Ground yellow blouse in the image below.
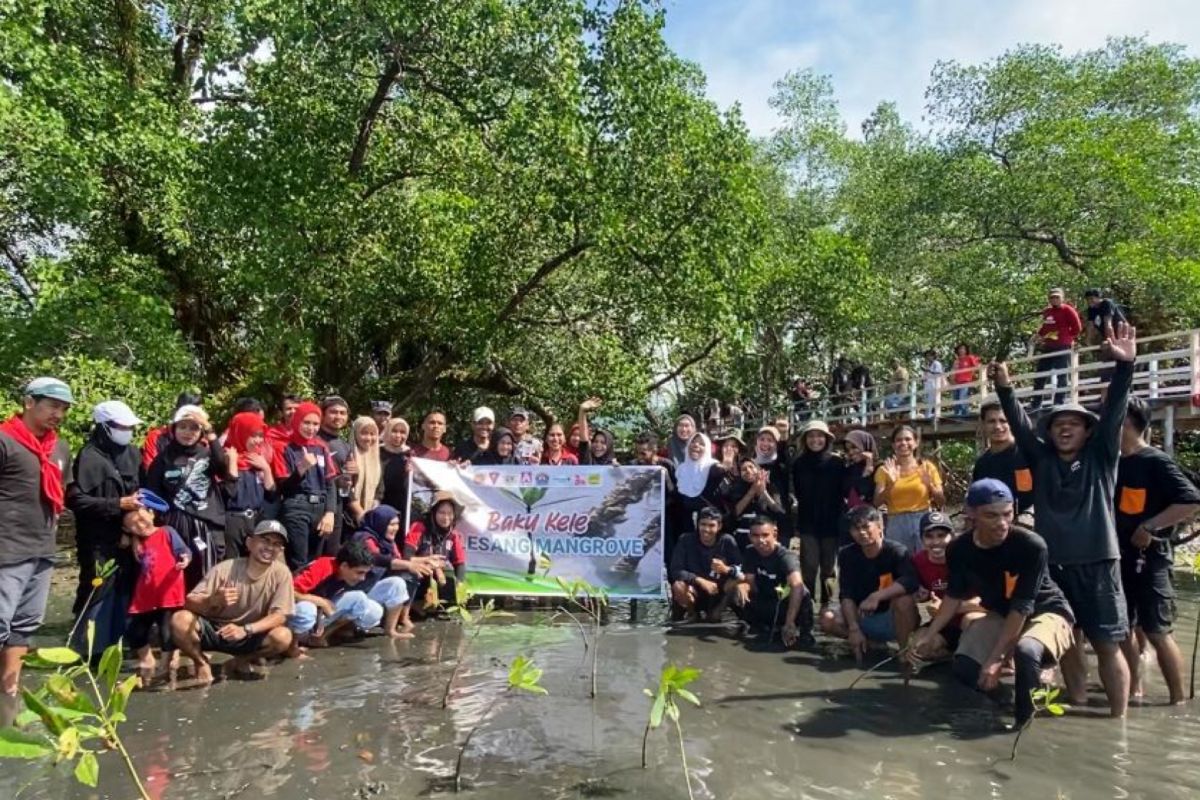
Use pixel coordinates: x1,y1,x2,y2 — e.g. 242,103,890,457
874,462,942,514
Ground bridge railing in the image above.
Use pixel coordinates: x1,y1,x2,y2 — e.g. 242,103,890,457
796,328,1200,431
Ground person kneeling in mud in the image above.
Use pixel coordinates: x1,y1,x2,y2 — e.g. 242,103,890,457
820,506,919,662
727,517,813,646
911,480,1074,727
669,507,742,622
170,520,295,684
909,511,986,664
288,541,411,653
404,491,467,613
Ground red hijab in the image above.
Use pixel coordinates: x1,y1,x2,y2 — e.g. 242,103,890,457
272,402,333,478
0,415,65,515
225,412,265,471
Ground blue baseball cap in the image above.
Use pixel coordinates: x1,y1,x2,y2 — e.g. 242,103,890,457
966,478,1014,507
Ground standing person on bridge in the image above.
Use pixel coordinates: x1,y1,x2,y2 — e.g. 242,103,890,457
950,344,981,417
991,320,1137,718
1030,288,1083,410
1084,288,1128,389
1115,398,1200,704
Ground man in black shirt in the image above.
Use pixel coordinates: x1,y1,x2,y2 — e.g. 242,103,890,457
452,406,494,463
1084,289,1127,345
913,479,1074,726
318,395,354,556
727,518,812,645
670,508,741,622
972,398,1034,518
819,506,919,662
1116,399,1200,704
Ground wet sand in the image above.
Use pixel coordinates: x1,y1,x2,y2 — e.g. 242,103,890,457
7,588,1200,799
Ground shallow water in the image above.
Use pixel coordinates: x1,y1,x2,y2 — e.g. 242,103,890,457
7,593,1200,800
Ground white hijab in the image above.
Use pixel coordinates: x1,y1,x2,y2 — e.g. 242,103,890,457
676,433,717,498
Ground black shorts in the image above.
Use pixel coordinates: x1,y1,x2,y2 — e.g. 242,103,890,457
1120,554,1176,635
1050,560,1128,643
196,616,270,656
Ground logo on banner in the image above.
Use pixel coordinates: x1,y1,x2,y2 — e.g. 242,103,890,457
587,473,602,486
472,472,487,485
535,472,550,486
520,472,533,485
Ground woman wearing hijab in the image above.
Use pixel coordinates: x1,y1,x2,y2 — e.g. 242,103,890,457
379,417,411,512
674,433,727,538
580,429,618,466
791,420,845,607
66,401,143,615
347,416,382,527
144,405,230,589
476,427,518,466
404,491,468,611
222,411,276,558
841,430,877,513
666,414,697,467
721,457,787,549
273,401,338,570
339,505,418,638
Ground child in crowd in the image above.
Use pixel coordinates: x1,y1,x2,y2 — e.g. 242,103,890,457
405,492,468,612
122,507,192,681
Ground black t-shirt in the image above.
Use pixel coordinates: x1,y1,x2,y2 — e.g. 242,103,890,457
1086,299,1126,333
741,544,800,600
452,437,489,464
1116,447,1200,556
0,432,73,565
972,445,1034,514
669,532,741,583
946,525,1073,623
836,540,918,610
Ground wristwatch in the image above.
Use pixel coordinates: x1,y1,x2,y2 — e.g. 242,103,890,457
242,624,253,637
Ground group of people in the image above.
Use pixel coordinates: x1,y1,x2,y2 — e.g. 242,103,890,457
0,317,1195,730
802,286,1129,421
668,321,1199,726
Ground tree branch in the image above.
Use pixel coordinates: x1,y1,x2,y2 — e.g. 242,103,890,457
645,335,721,394
349,58,402,176
360,168,429,200
495,239,596,324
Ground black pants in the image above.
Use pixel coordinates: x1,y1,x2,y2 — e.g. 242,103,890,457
953,638,1046,725
281,495,327,570
126,610,173,652
798,534,838,607
73,531,123,617
1032,351,1071,407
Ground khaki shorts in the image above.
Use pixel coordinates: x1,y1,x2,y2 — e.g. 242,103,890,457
956,611,1073,665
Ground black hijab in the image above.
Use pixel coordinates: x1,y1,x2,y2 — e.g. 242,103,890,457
477,427,517,465
582,429,616,465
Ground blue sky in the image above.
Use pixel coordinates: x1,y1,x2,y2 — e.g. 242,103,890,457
660,0,1200,136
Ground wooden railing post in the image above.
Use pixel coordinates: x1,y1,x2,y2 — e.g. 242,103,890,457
1149,359,1160,400
1190,329,1199,408
1068,350,1080,404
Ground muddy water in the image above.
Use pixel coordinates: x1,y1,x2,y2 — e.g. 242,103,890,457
7,593,1200,800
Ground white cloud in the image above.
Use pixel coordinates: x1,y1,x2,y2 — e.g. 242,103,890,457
664,0,1200,137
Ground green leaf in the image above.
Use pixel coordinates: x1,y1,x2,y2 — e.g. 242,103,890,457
675,688,701,707
73,750,99,787
110,675,140,717
86,620,95,660
1046,704,1065,716
21,690,68,736
649,691,667,728
97,644,123,696
56,727,80,760
0,727,54,758
665,700,679,721
32,648,80,666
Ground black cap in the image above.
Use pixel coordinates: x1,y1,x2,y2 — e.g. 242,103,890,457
1084,288,1102,298
320,395,349,412
371,400,393,414
920,510,953,533
509,407,530,420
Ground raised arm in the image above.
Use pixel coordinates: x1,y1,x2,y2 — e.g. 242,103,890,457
1095,321,1136,463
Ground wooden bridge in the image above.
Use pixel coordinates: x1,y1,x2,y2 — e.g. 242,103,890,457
792,329,1200,454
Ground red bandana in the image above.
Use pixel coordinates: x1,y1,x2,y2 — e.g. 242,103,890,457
0,414,65,515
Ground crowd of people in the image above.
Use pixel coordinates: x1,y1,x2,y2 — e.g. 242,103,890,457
790,286,1130,422
0,319,1197,731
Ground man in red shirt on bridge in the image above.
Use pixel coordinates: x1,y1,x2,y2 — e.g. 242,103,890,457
1031,288,1082,410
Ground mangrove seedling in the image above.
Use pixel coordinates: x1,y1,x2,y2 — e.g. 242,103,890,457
554,576,610,698
1010,686,1067,761
65,558,117,649
769,584,790,643
0,621,148,799
641,664,701,800
454,655,547,792
442,587,514,708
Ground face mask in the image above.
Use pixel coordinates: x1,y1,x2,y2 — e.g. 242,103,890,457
105,425,133,447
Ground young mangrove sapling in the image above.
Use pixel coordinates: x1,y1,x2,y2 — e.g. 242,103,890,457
453,655,547,792
641,664,702,800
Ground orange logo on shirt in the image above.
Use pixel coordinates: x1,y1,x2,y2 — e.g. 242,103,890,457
878,574,893,591
1118,486,1147,515
1014,468,1033,493
1004,571,1018,600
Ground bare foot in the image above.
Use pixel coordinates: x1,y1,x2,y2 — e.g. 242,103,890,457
193,662,214,686
388,629,415,640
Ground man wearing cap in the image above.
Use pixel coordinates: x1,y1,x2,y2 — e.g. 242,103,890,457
913,479,1074,727
972,398,1034,519
1115,398,1200,704
369,401,393,433
991,320,1136,717
910,511,983,661
0,378,74,694
66,400,143,615
452,407,494,464
1030,288,1083,410
508,407,542,464
171,519,295,684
